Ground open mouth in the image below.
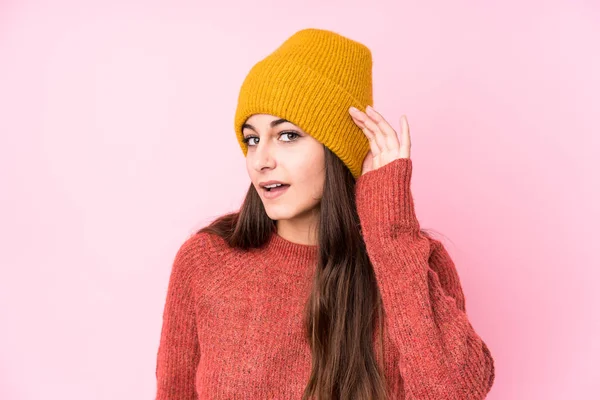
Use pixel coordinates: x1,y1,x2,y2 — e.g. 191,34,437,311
264,184,290,192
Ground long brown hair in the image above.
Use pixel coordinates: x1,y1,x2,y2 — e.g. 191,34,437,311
199,145,391,399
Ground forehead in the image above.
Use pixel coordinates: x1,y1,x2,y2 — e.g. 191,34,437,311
245,113,283,123
243,114,300,129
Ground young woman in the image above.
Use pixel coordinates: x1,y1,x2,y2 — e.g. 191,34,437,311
155,28,495,400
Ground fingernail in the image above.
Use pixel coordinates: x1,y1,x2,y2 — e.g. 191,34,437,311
349,106,358,113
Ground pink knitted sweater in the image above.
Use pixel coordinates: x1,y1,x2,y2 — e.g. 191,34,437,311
155,158,495,399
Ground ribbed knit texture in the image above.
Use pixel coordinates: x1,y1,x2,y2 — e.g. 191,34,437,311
155,158,495,399
234,28,373,179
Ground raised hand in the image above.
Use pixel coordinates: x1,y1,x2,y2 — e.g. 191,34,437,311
349,105,411,176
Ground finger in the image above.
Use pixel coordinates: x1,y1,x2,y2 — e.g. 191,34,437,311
365,106,401,152
350,108,386,153
359,112,387,151
351,114,381,156
399,115,411,159
367,107,398,139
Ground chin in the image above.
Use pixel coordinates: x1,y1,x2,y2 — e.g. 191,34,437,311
264,208,295,221
264,203,317,223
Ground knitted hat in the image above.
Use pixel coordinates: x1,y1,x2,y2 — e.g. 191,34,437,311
233,28,373,179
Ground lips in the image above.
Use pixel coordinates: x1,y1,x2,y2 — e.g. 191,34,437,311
261,184,290,199
263,184,289,192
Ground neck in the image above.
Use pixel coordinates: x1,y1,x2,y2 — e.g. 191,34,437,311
275,216,319,246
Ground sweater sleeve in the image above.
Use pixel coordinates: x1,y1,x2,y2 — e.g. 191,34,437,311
355,158,495,400
155,234,202,400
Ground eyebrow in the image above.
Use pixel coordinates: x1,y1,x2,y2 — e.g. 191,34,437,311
242,118,290,133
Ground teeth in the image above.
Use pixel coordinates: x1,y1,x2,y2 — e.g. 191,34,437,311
265,183,283,189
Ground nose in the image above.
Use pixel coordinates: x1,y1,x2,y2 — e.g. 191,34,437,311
252,140,276,172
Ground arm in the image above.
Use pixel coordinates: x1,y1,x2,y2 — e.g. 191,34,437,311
355,157,495,399
155,234,202,400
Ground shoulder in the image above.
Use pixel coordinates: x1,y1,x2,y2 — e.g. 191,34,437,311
173,230,226,264
169,230,250,307
175,231,248,282
165,233,220,301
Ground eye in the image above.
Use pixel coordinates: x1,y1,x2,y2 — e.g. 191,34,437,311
242,131,300,147
242,135,259,146
280,131,300,142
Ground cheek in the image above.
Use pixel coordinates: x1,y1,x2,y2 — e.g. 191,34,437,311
296,153,325,198
288,149,322,174
311,168,325,199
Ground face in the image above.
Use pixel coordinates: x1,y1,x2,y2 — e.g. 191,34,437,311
242,114,325,223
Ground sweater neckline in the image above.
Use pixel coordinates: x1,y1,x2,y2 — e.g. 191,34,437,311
265,228,318,265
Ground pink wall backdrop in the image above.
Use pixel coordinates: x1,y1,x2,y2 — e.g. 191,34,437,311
1,0,598,399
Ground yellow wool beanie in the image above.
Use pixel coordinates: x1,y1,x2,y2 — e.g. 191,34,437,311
233,28,373,179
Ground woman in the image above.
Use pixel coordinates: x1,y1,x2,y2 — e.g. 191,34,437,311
155,28,495,400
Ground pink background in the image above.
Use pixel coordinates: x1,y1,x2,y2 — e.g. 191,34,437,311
1,1,598,399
